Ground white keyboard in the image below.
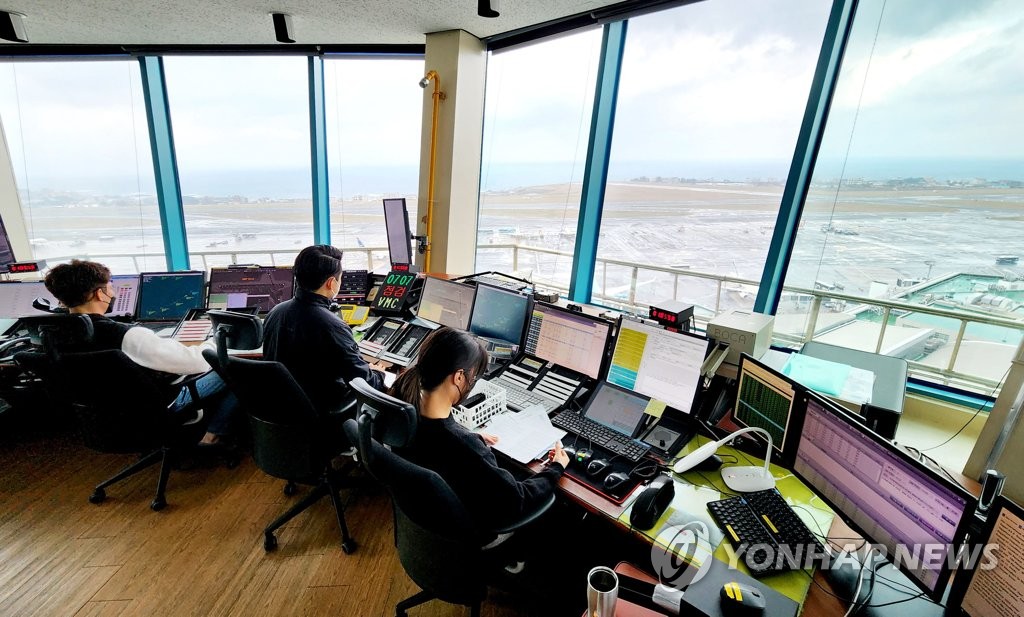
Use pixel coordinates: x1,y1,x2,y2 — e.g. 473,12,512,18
495,375,560,413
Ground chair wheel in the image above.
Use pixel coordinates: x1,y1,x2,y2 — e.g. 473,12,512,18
283,481,297,496
89,488,106,504
150,497,166,511
264,533,278,552
341,538,357,554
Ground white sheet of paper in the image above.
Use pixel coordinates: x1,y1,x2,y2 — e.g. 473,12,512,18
478,404,567,464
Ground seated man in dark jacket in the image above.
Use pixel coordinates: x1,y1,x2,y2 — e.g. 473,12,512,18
262,245,387,416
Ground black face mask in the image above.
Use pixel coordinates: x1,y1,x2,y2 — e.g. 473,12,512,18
100,288,115,314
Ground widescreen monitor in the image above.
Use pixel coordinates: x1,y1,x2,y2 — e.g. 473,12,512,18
733,353,803,465
383,198,413,266
416,276,476,330
467,283,530,347
0,281,58,317
523,303,613,380
207,266,294,313
953,495,1024,617
607,318,708,414
793,391,974,599
137,271,206,321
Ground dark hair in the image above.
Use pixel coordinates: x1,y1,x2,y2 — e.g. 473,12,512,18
44,260,111,308
293,245,343,292
389,327,489,412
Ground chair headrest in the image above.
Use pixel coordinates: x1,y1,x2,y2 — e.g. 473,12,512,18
349,377,418,449
19,314,94,349
207,309,263,350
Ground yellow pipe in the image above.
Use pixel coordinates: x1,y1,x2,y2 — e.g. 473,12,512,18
423,70,445,273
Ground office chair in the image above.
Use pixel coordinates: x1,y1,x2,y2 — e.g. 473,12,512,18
345,377,555,617
211,351,360,554
13,314,207,511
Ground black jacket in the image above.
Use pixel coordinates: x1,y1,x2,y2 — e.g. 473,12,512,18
402,415,564,530
262,287,385,414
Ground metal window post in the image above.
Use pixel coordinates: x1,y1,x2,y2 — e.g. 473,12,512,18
309,55,330,244
569,20,627,303
138,56,190,270
754,0,859,314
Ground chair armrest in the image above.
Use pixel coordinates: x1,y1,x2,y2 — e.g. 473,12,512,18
491,492,556,535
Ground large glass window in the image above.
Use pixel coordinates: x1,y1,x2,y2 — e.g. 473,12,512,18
325,56,423,272
0,60,165,272
593,0,831,314
163,56,312,270
477,29,603,287
778,0,1024,391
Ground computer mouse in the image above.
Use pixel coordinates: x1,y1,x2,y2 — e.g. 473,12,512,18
719,581,766,616
603,471,630,491
586,458,611,477
694,453,724,472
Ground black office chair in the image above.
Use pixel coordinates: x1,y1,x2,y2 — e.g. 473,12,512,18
13,314,207,511
345,377,555,617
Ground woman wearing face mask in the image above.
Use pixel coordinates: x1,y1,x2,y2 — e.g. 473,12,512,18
389,327,569,531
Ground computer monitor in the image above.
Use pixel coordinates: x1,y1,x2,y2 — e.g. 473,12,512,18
581,381,651,438
416,276,476,330
794,391,974,599
467,283,530,347
733,353,804,465
523,303,613,380
108,274,141,318
0,281,58,317
383,198,412,266
953,495,1024,616
0,214,15,269
207,266,294,313
607,318,709,414
137,271,206,322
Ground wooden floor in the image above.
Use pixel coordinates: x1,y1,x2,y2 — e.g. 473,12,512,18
0,430,556,617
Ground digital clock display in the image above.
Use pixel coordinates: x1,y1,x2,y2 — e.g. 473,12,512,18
649,308,677,323
7,262,41,273
374,271,416,313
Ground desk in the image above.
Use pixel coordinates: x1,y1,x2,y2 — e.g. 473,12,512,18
532,435,834,610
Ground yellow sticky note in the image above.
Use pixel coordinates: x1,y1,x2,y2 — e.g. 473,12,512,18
644,399,666,418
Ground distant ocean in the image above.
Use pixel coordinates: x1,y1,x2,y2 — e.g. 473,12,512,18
21,157,1024,201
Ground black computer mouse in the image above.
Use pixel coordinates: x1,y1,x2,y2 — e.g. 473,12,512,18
586,458,611,477
603,471,630,491
694,453,724,472
720,581,766,616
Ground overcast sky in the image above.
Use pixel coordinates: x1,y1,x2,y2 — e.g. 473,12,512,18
1,0,1022,192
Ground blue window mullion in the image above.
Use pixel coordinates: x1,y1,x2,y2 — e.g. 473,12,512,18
754,0,859,314
569,20,627,304
138,55,189,270
309,55,330,245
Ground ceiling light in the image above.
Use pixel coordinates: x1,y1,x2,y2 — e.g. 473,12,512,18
0,10,28,43
270,12,295,44
478,0,500,18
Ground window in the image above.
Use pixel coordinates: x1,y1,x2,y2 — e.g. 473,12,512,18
593,0,830,314
0,60,165,272
477,29,603,286
325,56,423,272
778,0,1024,391
162,56,312,270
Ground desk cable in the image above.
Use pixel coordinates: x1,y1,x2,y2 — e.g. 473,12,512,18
915,364,1009,454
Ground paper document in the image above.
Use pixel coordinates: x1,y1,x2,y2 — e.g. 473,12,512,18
478,404,567,464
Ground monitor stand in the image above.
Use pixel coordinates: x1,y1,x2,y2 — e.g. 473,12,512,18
827,558,951,617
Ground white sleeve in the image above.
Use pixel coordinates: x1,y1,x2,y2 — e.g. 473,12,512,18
121,326,216,376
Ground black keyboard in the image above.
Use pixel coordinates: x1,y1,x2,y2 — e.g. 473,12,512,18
706,488,823,577
551,409,650,462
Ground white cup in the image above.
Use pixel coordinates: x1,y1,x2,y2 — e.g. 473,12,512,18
587,566,619,617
